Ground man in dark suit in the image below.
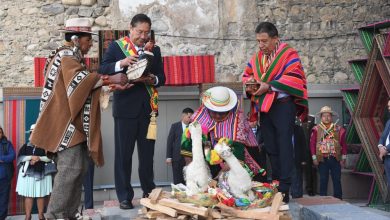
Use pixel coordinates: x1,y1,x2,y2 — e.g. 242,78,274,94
99,13,165,210
166,108,194,185
378,98,390,189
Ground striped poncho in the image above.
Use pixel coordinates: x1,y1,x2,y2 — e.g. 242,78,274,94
242,43,308,120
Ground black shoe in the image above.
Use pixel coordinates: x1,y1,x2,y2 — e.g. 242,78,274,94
119,200,134,209
142,193,150,198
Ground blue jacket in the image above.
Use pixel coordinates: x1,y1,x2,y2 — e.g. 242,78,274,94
379,120,390,151
0,138,15,180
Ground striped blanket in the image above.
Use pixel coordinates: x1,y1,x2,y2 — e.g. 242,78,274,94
3,87,42,215
242,43,308,120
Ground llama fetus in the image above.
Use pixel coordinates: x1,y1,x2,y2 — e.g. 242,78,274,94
214,138,255,201
184,122,211,196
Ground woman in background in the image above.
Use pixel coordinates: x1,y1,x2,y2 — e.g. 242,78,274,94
16,124,53,220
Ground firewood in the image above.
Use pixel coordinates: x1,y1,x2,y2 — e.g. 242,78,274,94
216,203,279,220
177,215,190,220
149,188,163,204
269,192,283,215
140,198,178,217
158,198,208,217
146,210,167,219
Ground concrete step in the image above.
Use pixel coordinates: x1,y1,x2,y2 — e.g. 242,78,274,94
290,196,390,220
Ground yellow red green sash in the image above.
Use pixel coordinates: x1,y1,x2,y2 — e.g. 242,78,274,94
116,36,158,112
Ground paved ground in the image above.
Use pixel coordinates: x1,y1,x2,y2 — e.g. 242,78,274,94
6,189,390,220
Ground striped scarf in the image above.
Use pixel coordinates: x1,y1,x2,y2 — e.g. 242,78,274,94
243,42,308,121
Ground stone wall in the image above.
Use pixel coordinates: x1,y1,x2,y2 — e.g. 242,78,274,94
0,0,389,87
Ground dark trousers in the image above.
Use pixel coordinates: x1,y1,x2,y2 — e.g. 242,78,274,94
291,164,303,198
318,156,342,199
246,146,268,183
114,116,156,202
385,156,390,191
172,158,185,185
261,98,296,192
0,178,11,220
83,157,95,209
304,160,317,195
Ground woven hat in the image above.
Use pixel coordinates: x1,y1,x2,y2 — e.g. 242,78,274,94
202,86,237,112
316,106,338,116
60,18,96,35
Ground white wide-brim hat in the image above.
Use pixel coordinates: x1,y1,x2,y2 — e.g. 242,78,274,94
202,86,238,112
59,18,97,35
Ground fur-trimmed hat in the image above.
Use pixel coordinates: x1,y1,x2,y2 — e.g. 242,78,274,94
59,18,96,35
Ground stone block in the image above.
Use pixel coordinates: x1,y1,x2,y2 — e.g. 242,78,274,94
97,0,110,7
95,16,107,26
66,7,79,15
78,7,93,17
93,7,104,17
41,3,65,15
81,0,97,6
62,0,81,6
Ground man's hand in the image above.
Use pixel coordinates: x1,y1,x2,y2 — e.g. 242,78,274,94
253,82,270,96
109,83,134,91
133,73,156,85
110,73,128,85
166,158,172,165
379,146,387,161
313,159,319,166
102,73,128,86
30,156,40,165
120,55,139,68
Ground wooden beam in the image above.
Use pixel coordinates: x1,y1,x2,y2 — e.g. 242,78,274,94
146,210,167,219
269,192,283,215
140,198,178,218
149,188,163,204
158,198,209,217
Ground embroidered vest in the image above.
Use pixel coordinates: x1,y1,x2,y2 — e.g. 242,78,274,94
315,125,341,162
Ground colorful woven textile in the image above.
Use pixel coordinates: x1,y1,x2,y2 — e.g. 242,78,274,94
383,33,390,57
34,57,99,87
341,88,361,144
243,43,308,121
358,20,390,53
163,55,215,85
354,34,390,201
348,59,366,85
3,87,42,215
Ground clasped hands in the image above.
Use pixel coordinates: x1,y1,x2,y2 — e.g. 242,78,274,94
103,55,156,91
30,155,40,165
245,78,271,96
